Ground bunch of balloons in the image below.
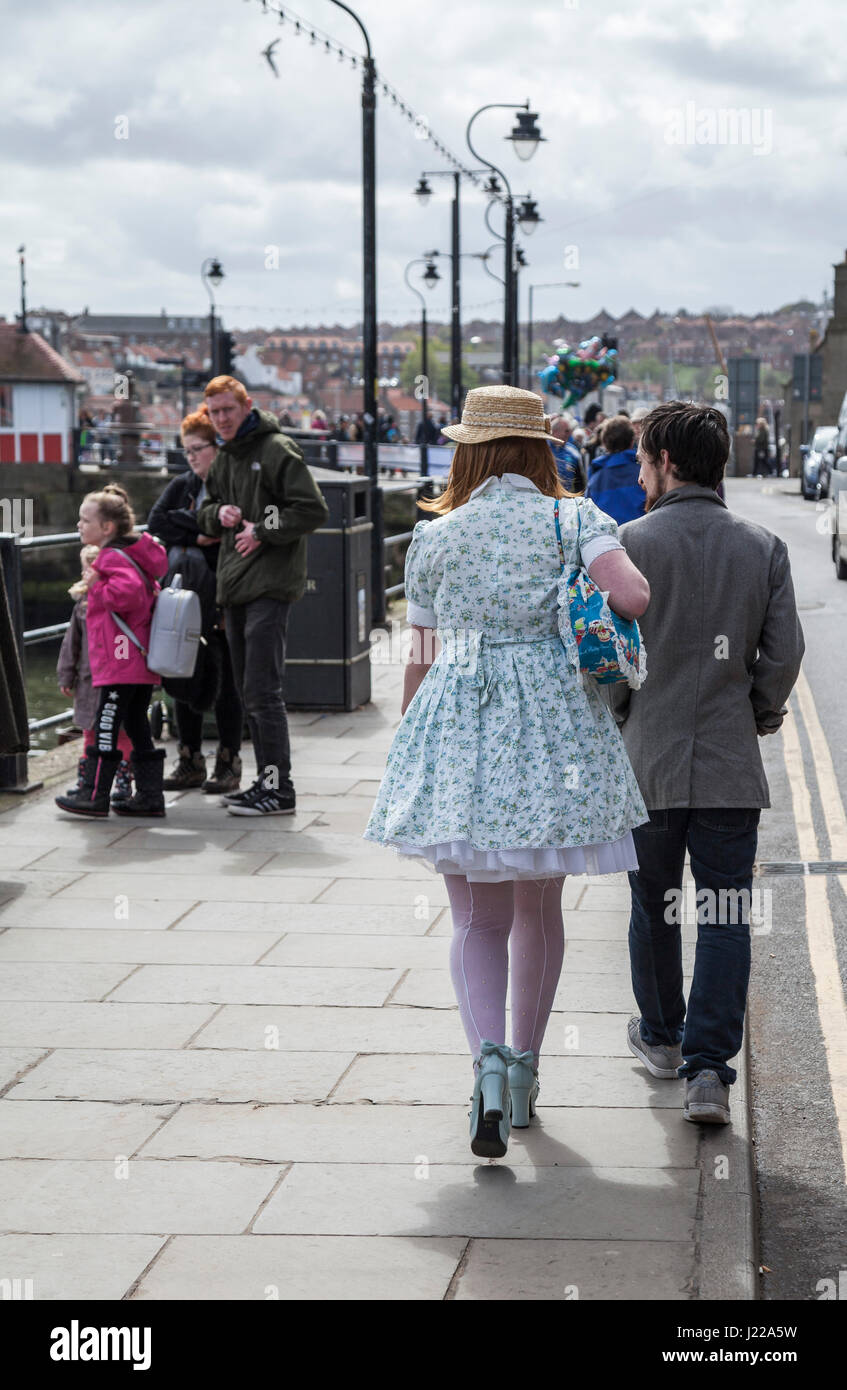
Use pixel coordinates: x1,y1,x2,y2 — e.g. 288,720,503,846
538,337,619,407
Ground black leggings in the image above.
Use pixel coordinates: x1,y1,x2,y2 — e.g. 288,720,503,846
174,629,243,754
93,684,154,755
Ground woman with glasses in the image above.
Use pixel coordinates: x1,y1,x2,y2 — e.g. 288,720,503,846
146,407,243,794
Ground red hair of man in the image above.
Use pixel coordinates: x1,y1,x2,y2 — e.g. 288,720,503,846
204,375,249,403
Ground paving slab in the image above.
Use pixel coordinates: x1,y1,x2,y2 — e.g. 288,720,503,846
54,873,329,903
0,929,284,965
0,824,130,848
0,1100,176,1158
0,898,197,930
0,845,69,871
6,1048,355,1104
0,1001,216,1049
190,1004,469,1054
253,1162,699,1239
173,902,432,935
0,1048,50,1092
82,825,252,850
314,877,451,908
329,1053,686,1109
0,1234,168,1300
35,847,274,876
130,1234,465,1300
453,1238,694,1300
1,1159,283,1234
142,1101,698,1169
106,963,401,1007
0,871,88,899
258,851,434,880
262,932,449,970
0,962,136,1001
185,1006,640,1058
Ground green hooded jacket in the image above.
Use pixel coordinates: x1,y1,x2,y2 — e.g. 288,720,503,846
196,410,329,606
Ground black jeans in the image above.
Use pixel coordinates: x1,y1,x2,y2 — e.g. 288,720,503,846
174,629,243,754
93,684,154,755
628,807,761,1085
224,597,292,788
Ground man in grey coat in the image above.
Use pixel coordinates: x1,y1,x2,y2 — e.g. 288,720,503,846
607,402,804,1125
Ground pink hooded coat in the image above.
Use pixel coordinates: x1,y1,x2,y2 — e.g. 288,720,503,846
86,533,168,686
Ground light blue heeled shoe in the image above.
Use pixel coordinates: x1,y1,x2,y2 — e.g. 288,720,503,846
469,1040,513,1159
509,1049,539,1128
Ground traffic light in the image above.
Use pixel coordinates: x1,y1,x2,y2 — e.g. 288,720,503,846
216,330,235,375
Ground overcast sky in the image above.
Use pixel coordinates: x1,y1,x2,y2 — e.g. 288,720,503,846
3,0,846,333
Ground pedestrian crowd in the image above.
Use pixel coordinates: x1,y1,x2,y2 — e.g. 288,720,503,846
54,378,804,1163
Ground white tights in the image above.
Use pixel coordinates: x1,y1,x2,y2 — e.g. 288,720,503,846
445,874,566,1065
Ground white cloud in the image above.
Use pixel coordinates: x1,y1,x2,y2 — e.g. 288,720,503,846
0,0,843,327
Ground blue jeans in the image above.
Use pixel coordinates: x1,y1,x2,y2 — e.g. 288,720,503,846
628,807,761,1085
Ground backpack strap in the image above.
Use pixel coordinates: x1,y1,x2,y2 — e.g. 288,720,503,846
554,497,582,572
112,545,154,591
109,610,149,658
106,546,154,657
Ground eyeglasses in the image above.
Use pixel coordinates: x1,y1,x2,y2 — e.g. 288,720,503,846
183,443,213,458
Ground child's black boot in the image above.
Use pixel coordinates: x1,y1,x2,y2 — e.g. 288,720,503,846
55,749,122,818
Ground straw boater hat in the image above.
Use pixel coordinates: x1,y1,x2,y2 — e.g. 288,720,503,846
441,385,553,444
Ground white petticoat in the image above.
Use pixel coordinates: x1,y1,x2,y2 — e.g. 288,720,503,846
390,830,638,883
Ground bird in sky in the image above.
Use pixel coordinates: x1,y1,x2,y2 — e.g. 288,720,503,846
262,39,279,77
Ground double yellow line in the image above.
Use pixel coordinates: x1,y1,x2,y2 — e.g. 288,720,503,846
780,669,847,1181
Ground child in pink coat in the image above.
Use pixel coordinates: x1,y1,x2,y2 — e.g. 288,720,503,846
55,484,168,819
57,543,134,803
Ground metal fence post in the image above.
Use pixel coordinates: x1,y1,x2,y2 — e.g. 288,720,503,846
0,533,41,792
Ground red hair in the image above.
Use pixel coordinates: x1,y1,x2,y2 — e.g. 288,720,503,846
181,405,217,444
204,375,248,404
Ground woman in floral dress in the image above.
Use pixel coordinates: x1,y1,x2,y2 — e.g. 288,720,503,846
364,387,650,1158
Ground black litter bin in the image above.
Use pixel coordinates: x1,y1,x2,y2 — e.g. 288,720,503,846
285,467,372,710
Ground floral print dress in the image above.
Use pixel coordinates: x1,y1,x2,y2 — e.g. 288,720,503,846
363,472,648,881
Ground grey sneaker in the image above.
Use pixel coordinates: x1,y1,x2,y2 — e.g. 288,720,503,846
683,1069,730,1125
627,1016,682,1078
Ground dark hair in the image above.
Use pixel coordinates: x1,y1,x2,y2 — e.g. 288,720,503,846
639,402,729,488
584,403,602,425
599,414,635,454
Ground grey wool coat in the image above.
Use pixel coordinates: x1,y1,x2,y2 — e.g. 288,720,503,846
605,484,804,809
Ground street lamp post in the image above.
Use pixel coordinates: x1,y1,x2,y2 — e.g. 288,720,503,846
513,248,527,385
324,0,382,622
416,173,462,418
527,281,580,391
466,102,545,385
201,258,224,377
404,256,440,477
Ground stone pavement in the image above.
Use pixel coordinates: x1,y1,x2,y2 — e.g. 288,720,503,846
0,636,755,1301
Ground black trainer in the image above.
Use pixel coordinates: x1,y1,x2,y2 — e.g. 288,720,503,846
225,778,295,817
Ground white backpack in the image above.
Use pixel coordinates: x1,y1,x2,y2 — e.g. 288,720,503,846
110,553,202,680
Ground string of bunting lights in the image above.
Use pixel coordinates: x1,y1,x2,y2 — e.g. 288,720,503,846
248,0,491,194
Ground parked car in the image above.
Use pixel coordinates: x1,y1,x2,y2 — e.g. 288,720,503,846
800,425,837,499
829,452,847,578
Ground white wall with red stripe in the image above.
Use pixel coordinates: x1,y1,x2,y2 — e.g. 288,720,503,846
0,382,77,463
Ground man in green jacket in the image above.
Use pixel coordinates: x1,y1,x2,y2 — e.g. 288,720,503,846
197,376,329,816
